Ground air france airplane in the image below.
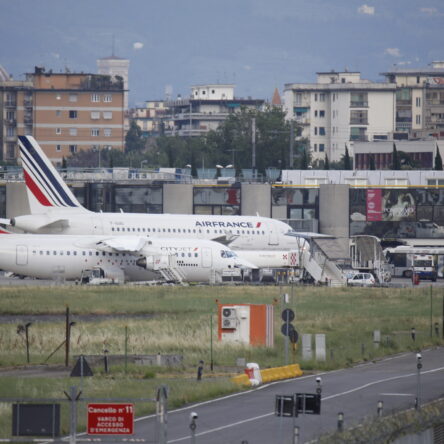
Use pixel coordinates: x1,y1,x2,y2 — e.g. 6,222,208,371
0,230,255,284
2,137,307,258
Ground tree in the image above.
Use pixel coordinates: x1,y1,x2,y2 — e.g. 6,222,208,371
343,145,352,170
391,143,400,170
324,154,330,170
125,121,146,153
299,148,310,170
435,146,443,170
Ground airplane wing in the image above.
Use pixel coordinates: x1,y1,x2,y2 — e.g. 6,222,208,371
285,231,335,239
211,233,239,246
95,236,149,253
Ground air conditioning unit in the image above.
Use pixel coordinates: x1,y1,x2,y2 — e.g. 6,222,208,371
222,318,237,329
222,306,237,329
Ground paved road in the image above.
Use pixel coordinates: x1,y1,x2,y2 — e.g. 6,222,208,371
130,348,444,444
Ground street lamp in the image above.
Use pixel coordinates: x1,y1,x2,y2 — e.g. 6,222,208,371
140,160,148,169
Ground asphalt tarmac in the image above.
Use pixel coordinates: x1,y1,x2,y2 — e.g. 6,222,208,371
131,347,444,444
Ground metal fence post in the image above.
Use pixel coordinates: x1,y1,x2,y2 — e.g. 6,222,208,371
69,386,78,444
156,385,168,444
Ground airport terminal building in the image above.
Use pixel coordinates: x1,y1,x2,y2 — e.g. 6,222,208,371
2,168,444,246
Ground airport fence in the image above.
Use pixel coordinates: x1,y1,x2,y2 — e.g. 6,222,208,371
0,385,168,444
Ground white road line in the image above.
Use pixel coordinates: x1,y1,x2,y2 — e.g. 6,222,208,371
379,393,414,396
165,365,444,443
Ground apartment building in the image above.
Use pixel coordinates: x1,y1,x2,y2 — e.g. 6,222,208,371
0,65,34,161
26,67,125,164
283,72,396,163
165,84,264,136
381,61,444,140
131,100,172,137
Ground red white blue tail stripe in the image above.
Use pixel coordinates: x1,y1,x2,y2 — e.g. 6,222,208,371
18,136,82,209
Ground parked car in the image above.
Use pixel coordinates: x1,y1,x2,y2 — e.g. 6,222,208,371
347,272,376,287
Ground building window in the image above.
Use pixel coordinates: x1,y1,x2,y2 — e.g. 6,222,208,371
314,110,318,117
6,127,15,137
69,145,77,154
7,144,15,159
313,143,317,152
319,93,325,102
56,128,62,135
319,110,325,117
69,110,77,119
103,94,112,102
416,97,421,107
24,126,32,135
91,94,100,102
417,76,420,84
69,94,78,102
56,145,61,152
319,127,326,136
103,111,112,119
314,127,318,135
91,128,100,137
69,128,78,136
104,128,112,137
314,93,318,101
91,111,100,120
319,144,325,152
416,115,421,125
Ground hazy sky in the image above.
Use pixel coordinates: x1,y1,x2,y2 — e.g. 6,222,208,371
2,0,443,106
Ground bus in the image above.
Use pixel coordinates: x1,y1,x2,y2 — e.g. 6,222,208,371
383,246,444,279
412,254,437,281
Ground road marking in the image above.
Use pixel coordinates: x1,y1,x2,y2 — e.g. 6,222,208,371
379,393,414,396
163,365,444,443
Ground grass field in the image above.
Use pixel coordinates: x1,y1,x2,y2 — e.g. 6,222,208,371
0,284,443,436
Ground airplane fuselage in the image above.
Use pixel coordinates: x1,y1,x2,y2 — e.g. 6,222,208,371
0,235,245,283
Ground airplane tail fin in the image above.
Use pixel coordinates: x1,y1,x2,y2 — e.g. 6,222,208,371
18,136,87,214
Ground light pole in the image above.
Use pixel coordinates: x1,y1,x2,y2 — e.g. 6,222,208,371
415,353,422,409
140,160,148,169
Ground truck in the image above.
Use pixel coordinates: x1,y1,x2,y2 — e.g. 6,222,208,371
79,267,119,285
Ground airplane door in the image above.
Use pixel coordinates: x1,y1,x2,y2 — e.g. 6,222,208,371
267,223,279,246
201,248,213,268
16,245,28,265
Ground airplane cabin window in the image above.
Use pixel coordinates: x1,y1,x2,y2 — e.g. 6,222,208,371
117,228,120,232
89,252,93,256
82,252,86,256
112,228,115,231
96,252,99,256
40,251,43,255
67,251,70,256
60,252,63,256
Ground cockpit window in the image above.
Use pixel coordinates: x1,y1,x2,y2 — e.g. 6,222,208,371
221,250,236,258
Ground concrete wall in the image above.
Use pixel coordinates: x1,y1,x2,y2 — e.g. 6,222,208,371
240,184,271,217
162,183,193,214
319,184,349,238
6,183,29,219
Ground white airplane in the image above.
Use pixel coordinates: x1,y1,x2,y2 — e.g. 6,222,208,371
2,136,307,261
0,230,255,284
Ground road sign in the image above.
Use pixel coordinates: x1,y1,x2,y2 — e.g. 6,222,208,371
281,323,295,336
296,393,321,415
281,308,295,322
87,403,134,435
289,329,299,344
275,395,297,417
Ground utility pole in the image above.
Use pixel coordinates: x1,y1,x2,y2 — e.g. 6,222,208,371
289,120,294,168
252,117,256,176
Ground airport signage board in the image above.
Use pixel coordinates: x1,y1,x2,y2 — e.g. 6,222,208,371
87,403,134,435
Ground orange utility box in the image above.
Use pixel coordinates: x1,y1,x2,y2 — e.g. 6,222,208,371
218,303,274,347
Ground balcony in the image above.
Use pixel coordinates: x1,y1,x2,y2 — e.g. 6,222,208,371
350,134,368,142
5,101,16,107
350,101,368,108
350,119,368,125
23,99,33,107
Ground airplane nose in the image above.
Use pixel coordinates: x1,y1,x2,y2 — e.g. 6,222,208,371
234,258,258,270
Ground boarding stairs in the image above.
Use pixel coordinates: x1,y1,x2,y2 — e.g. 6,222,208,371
302,238,349,286
152,254,186,284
